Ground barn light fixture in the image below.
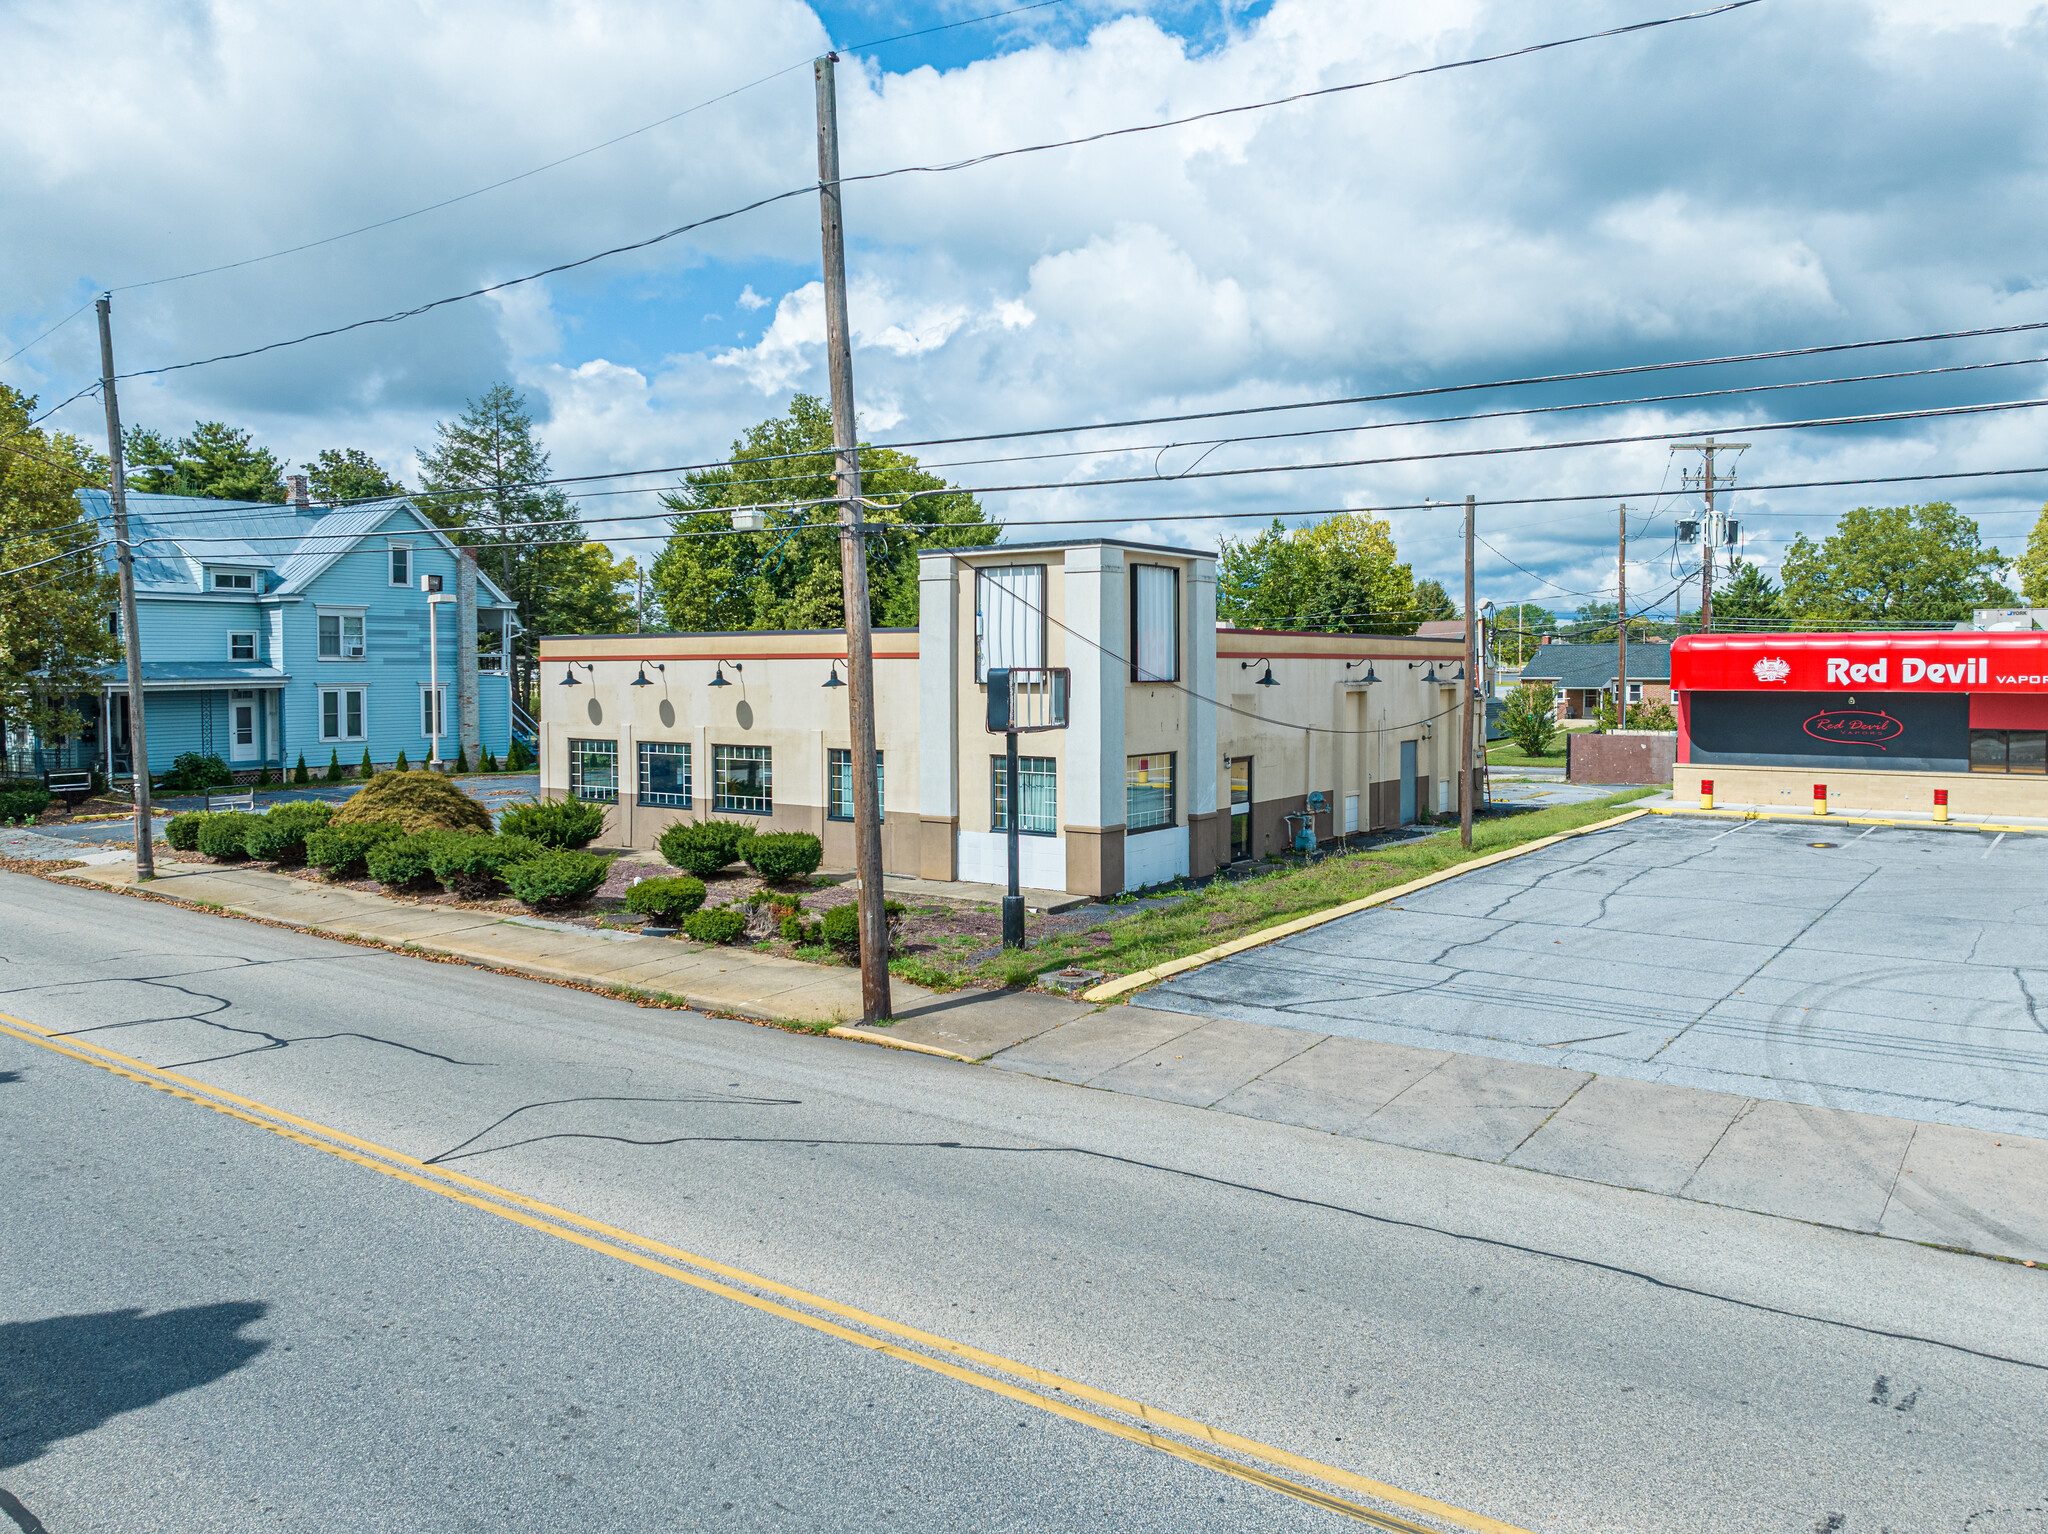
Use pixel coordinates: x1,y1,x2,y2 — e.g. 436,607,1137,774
630,662,665,688
823,660,847,689
709,660,741,688
1344,660,1379,684
558,661,593,686
1241,658,1279,687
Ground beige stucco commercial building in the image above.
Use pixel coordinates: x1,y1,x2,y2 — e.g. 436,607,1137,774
538,538,1468,898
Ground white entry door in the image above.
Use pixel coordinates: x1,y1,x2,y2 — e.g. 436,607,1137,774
229,688,258,762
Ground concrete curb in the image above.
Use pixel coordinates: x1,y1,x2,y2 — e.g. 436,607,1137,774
825,1027,974,1062
1082,806,1654,1002
1644,803,2047,835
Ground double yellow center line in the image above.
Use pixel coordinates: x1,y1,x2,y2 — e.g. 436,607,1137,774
0,1009,1528,1534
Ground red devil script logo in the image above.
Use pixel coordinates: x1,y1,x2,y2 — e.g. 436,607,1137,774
1803,709,1903,750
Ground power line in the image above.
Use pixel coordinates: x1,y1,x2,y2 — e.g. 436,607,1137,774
1,303,93,367
109,1,1757,384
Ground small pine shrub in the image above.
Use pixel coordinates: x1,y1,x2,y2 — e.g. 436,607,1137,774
683,907,748,944
256,763,274,786
165,809,211,850
624,875,708,922
425,832,542,899
481,748,499,772
359,748,374,779
293,754,310,784
454,746,470,773
779,911,803,942
498,798,605,849
196,811,259,859
656,819,755,878
394,749,410,772
742,831,823,884
821,902,860,954
242,801,335,863
325,750,344,783
501,847,608,909
305,820,403,877
366,831,445,888
505,738,532,771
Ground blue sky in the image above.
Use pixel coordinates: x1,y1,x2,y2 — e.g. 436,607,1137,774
6,0,2047,617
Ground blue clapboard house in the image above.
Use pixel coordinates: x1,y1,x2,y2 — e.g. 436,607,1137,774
47,483,525,782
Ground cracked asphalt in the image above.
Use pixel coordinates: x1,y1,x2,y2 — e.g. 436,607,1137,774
3,870,2046,1532
1140,815,2048,1138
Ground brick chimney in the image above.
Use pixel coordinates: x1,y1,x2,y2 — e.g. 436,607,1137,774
287,473,310,510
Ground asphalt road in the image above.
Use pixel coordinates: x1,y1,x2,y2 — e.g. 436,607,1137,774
3,871,2046,1533
1143,814,2048,1138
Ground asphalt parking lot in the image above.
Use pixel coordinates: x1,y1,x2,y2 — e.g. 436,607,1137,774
1138,812,2048,1139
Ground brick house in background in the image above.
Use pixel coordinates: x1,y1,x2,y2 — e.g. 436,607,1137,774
1517,638,1673,721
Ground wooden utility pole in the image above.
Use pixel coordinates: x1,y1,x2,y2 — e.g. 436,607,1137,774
1617,503,1629,730
815,53,890,1024
96,295,154,880
1460,492,1476,850
1670,439,1748,633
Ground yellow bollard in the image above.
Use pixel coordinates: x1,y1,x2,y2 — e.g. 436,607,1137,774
1813,782,1829,817
1700,778,1714,810
1934,788,1949,824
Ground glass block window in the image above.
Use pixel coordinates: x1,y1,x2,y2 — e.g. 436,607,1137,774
569,738,617,803
638,741,691,808
828,748,884,821
1126,753,1176,832
713,744,772,814
991,756,1057,835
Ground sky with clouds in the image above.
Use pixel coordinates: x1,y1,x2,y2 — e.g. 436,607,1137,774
6,0,2047,617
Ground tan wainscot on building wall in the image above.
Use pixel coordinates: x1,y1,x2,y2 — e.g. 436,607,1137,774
538,536,1466,898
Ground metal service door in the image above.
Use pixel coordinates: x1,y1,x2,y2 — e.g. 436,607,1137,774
1229,758,1253,861
1399,740,1418,824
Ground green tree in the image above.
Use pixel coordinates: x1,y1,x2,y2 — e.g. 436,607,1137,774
304,447,404,504
1498,684,1558,757
1490,603,1553,666
416,383,577,697
0,385,118,747
1713,559,1785,627
537,541,638,635
123,421,285,501
1216,513,1420,632
2015,499,2048,604
650,394,994,632
1780,503,2012,624
1411,578,1457,624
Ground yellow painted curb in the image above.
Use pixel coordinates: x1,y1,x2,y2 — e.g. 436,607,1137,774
1644,804,2044,835
825,1026,973,1063
1082,806,1654,1003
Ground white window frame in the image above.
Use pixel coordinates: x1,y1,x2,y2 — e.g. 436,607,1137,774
1126,752,1177,834
712,744,773,815
1130,564,1180,683
319,686,368,743
991,755,1058,835
228,631,256,662
316,606,368,661
569,738,619,803
975,564,1047,682
210,568,257,591
420,684,447,740
388,541,413,588
637,741,691,809
827,748,884,822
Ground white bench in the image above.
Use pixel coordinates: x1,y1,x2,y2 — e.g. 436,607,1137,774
204,787,256,813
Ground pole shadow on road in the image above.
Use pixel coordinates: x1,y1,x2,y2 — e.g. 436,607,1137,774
1,1302,270,1473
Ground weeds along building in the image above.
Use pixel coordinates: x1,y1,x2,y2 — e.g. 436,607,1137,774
537,538,1469,897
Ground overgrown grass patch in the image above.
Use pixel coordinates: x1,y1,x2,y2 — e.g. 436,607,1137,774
992,790,1656,986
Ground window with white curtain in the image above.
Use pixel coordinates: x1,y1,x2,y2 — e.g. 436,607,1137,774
1131,564,1179,682
975,565,1045,681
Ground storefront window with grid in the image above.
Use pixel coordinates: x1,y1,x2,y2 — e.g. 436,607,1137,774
828,748,883,821
569,739,617,803
990,756,1057,835
1126,753,1175,832
638,741,691,807
713,744,772,814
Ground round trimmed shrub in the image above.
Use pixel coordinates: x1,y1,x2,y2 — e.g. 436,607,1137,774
242,801,335,863
165,810,212,850
497,798,605,848
366,831,446,888
196,812,259,859
0,784,51,823
305,820,403,877
624,875,707,922
820,902,860,954
501,847,608,909
330,770,492,835
742,831,823,884
656,819,755,878
165,752,233,790
682,907,748,944
426,832,543,899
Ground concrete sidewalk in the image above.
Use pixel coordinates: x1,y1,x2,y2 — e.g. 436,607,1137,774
40,854,2046,1263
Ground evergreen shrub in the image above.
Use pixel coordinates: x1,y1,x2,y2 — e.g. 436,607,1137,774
501,847,608,908
497,798,605,848
742,831,823,883
623,875,707,922
682,907,748,944
305,821,403,876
